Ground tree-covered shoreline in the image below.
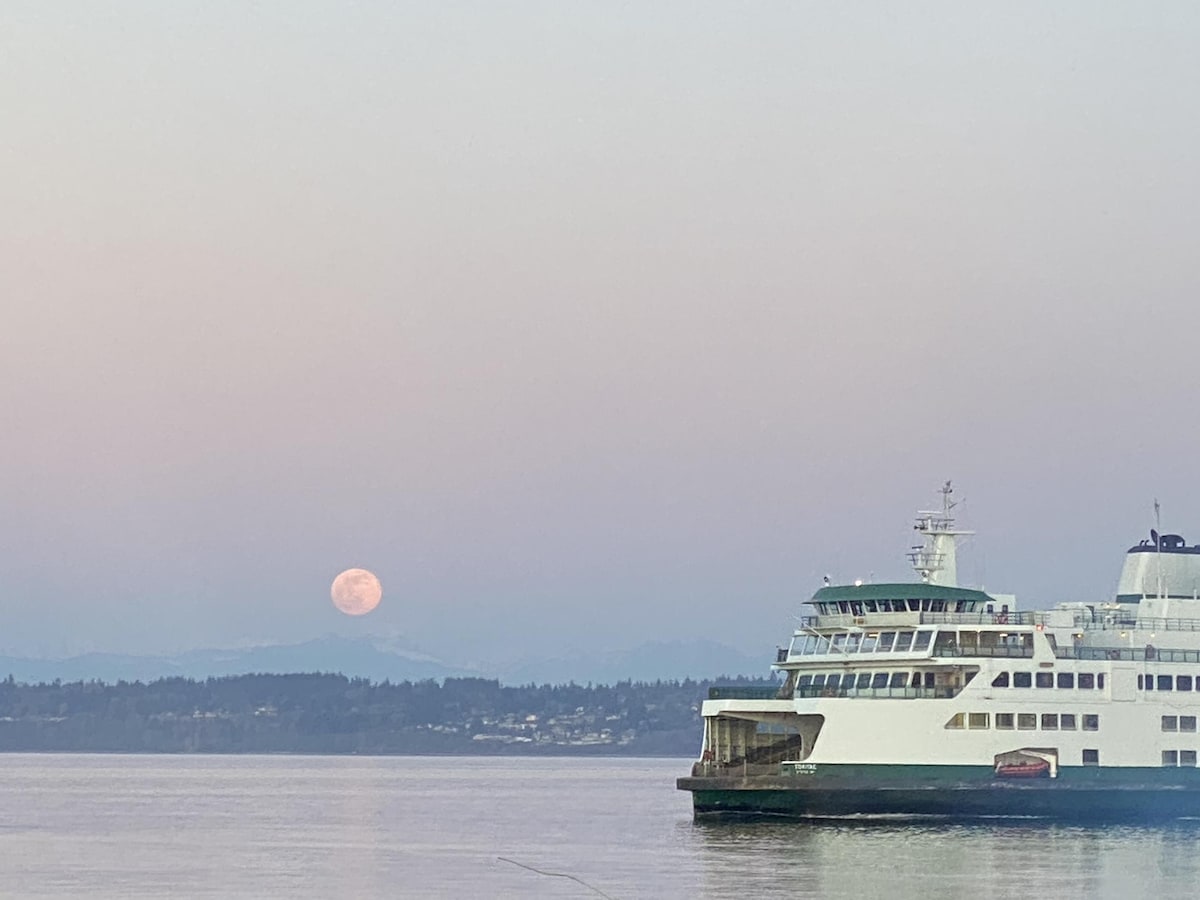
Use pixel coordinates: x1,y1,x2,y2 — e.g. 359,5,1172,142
0,673,774,755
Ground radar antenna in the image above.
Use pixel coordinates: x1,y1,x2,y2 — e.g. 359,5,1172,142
907,481,973,586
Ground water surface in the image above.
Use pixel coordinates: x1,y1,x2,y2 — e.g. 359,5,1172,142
0,755,1197,898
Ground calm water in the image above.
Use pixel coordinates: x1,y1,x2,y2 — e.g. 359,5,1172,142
1,754,1199,898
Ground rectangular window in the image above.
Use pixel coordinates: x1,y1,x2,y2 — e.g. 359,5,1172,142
826,674,841,690
1163,750,1179,767
1078,673,1095,689
911,672,922,688
1144,674,1153,691
1083,749,1099,766
797,675,812,687
1182,716,1197,733
969,713,989,730
1060,713,1077,730
1158,675,1173,691
924,672,936,689
1057,672,1075,689
1036,672,1054,689
812,674,827,688
996,713,1014,730
1083,714,1100,732
889,672,908,688
893,632,914,652
912,631,932,652
945,713,965,730
832,634,848,652
860,634,878,653
992,672,1010,688
856,673,872,689
1163,715,1179,732
1183,750,1198,767
845,634,862,653
1179,676,1193,692
1098,673,1105,689
1013,672,1032,688
1041,713,1058,730
1018,713,1037,730
1138,674,1143,690
878,632,896,652
871,673,889,689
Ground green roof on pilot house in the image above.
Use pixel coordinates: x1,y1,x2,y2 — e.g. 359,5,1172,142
812,582,995,604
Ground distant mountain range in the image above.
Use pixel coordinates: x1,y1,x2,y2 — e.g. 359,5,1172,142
0,636,773,686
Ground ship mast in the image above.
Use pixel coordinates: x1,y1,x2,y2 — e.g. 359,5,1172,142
908,481,973,587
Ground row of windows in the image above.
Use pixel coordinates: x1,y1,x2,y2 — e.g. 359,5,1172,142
991,671,1106,689
816,599,985,615
1163,716,1198,732
791,631,934,657
946,712,1100,731
1163,750,1199,767
1139,674,1200,692
797,671,921,691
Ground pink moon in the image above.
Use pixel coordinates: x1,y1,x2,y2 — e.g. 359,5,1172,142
330,568,383,616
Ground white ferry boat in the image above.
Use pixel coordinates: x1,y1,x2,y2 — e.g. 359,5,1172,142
677,484,1200,820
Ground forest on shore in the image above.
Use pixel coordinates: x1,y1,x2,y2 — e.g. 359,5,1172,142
0,673,777,755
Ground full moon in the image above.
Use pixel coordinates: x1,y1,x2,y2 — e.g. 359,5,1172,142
330,568,382,616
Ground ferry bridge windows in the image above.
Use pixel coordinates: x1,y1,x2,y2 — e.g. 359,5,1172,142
1057,673,1075,689
991,672,1010,688
889,672,908,688
871,673,889,689
797,675,812,688
860,633,878,653
912,632,933,652
811,675,827,688
1082,749,1100,766
856,673,871,690
1035,672,1054,689
877,632,896,651
894,632,915,652
1013,672,1033,688
844,634,861,653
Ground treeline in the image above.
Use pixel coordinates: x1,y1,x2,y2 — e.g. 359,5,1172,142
0,673,773,755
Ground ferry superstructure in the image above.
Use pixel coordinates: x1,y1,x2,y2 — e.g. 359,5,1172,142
677,484,1200,820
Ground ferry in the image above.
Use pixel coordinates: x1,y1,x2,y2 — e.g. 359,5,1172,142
677,483,1200,820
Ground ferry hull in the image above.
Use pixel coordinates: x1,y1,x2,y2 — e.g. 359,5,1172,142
678,767,1200,821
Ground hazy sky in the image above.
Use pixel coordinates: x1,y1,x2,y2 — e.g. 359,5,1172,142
4,3,1200,665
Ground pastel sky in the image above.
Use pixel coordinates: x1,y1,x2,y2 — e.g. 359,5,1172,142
4,3,1200,665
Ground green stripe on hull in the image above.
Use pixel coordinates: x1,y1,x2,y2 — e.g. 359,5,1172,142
678,764,1200,821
